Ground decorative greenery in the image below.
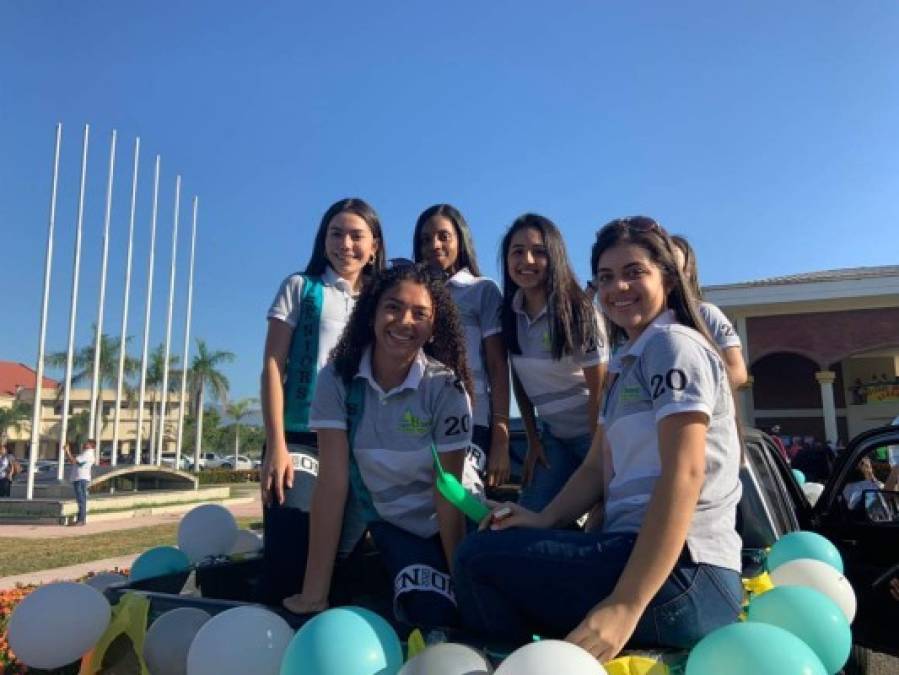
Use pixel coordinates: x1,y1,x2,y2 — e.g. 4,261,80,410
196,468,260,485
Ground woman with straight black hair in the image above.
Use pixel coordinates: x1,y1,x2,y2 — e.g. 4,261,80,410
414,204,511,489
259,197,385,604
498,213,608,512
455,217,744,660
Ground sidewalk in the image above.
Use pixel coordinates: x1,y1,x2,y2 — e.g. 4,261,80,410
0,491,262,539
0,555,139,590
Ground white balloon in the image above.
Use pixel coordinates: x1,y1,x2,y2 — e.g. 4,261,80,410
802,482,824,506
230,529,263,555
496,640,607,675
84,572,127,592
769,557,857,623
7,582,111,670
399,642,494,675
144,607,211,675
178,504,239,563
187,606,293,675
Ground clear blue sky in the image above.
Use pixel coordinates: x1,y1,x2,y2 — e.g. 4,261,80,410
2,1,898,402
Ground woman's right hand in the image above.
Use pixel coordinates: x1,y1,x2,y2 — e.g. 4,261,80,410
260,443,294,507
479,500,551,531
283,592,329,615
522,438,550,487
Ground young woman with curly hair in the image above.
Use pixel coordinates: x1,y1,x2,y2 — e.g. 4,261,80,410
413,203,511,489
283,263,476,629
259,198,385,604
499,213,608,512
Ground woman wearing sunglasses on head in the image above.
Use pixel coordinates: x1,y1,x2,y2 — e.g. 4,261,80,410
259,198,385,605
454,217,743,662
413,204,511,490
283,263,475,629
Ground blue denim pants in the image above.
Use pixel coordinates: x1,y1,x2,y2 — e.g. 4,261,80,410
454,528,743,649
72,479,88,523
518,427,593,513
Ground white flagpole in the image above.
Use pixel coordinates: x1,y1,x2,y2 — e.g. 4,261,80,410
135,155,160,466
57,124,90,482
111,137,140,465
26,123,62,500
175,196,197,469
88,129,117,444
156,175,181,465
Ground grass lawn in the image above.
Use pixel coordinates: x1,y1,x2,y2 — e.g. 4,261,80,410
0,517,258,578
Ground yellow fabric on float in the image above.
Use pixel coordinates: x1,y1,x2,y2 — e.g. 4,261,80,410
79,593,150,675
605,654,670,675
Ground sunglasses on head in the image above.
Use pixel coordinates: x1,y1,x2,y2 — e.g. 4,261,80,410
599,216,667,237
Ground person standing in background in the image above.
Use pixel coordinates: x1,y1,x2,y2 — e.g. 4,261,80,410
65,439,95,525
0,443,16,497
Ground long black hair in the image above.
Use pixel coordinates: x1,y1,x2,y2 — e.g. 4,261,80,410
329,263,474,398
671,234,704,300
303,198,387,278
412,203,482,277
500,213,597,359
590,217,710,348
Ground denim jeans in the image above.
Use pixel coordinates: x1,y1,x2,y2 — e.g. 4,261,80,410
454,528,743,649
518,427,593,513
72,479,88,523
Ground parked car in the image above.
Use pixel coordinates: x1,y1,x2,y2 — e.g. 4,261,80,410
108,425,899,668
194,452,224,470
218,455,253,470
159,454,193,471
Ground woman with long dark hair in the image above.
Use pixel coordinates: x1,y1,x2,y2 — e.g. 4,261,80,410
283,263,475,628
413,204,511,488
259,198,385,604
454,217,744,660
498,213,607,512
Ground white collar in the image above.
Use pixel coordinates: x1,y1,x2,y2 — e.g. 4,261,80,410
447,267,477,287
511,288,547,324
322,265,355,294
357,346,428,397
616,309,677,362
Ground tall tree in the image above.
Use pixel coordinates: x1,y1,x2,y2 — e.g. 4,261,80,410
188,339,234,472
0,401,32,448
46,325,139,442
143,345,181,464
224,397,259,467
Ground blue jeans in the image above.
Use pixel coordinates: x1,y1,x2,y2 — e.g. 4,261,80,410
72,479,88,523
454,528,743,648
518,427,593,513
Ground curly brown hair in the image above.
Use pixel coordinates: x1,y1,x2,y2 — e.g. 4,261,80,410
329,263,475,399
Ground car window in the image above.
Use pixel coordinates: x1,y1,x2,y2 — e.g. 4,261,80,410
741,437,796,542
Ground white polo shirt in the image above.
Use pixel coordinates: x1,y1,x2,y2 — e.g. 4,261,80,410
309,348,473,538
446,268,503,428
70,449,95,483
509,290,608,439
267,265,358,374
600,310,742,572
699,302,742,351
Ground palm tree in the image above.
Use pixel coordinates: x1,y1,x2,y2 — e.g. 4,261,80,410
46,325,139,441
0,401,32,448
224,397,259,468
143,345,181,464
188,340,234,472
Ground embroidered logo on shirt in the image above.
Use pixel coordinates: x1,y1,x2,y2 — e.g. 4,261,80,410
620,386,643,402
399,409,431,436
541,331,552,350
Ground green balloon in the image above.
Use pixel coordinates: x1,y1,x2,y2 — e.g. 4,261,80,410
686,622,826,675
767,531,844,573
747,586,851,675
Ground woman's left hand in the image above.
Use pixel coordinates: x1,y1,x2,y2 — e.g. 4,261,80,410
565,595,644,662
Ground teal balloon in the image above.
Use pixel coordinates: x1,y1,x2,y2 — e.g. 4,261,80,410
792,469,806,485
747,586,851,674
130,546,190,582
686,622,826,675
768,531,844,573
280,606,403,675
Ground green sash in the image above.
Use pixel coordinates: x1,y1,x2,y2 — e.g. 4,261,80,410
346,377,379,525
283,275,323,432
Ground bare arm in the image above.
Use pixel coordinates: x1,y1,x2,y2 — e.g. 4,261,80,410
567,412,708,661
434,449,468,573
722,347,748,389
260,318,295,506
483,334,511,486
284,428,350,612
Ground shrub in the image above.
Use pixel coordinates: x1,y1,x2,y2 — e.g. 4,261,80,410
197,468,260,485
